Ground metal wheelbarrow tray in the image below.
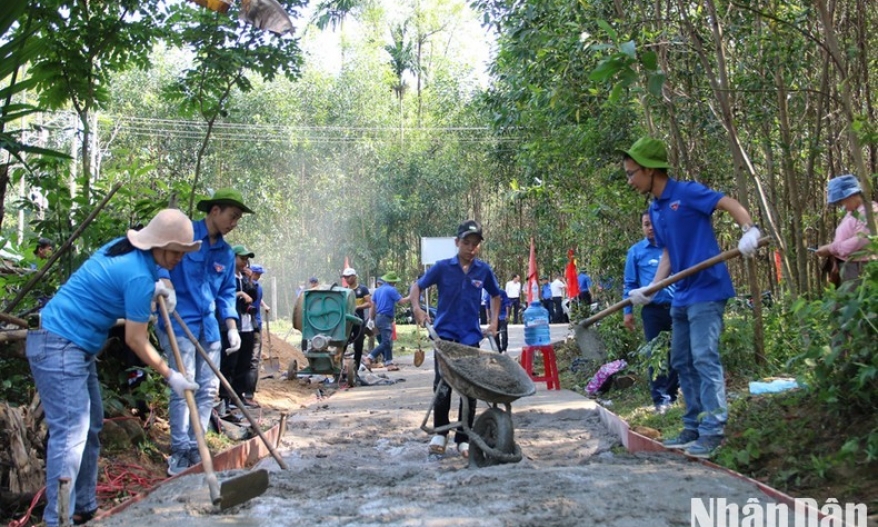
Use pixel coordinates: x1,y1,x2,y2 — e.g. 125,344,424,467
422,337,536,468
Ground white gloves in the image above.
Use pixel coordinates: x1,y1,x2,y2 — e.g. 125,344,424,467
366,319,375,331
225,328,241,355
738,226,761,257
153,280,176,313
628,287,655,306
167,370,199,397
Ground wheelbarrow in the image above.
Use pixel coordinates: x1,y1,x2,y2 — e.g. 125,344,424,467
420,324,536,468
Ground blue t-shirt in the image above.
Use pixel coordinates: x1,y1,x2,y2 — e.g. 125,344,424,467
372,283,402,316
158,218,236,342
623,238,675,314
417,255,501,346
496,290,511,321
540,283,552,300
42,238,156,353
577,272,592,292
650,178,735,306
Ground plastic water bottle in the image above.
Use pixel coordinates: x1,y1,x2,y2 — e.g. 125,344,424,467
523,300,551,346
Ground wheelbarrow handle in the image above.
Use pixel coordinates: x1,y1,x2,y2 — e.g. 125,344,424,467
577,236,771,329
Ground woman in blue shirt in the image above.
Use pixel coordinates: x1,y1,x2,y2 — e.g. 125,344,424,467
26,208,201,527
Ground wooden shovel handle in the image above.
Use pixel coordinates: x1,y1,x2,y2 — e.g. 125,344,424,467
157,296,222,505
576,236,772,329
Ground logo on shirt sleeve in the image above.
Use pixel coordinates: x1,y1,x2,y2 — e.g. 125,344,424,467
670,200,681,211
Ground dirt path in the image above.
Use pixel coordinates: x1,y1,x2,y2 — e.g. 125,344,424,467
91,325,789,527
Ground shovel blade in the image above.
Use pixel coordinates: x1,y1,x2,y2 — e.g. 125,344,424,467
219,468,269,511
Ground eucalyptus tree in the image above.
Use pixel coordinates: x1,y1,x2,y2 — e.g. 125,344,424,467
21,0,166,203
162,0,306,215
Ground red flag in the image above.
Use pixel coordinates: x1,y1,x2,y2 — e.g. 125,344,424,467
526,238,539,304
566,249,580,299
341,256,351,287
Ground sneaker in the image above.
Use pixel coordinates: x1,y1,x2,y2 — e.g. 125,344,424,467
457,442,469,459
686,435,724,458
167,451,190,476
428,434,447,455
188,448,202,467
654,403,671,415
662,429,699,449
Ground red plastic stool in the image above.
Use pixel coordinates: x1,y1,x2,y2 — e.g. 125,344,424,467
520,344,561,390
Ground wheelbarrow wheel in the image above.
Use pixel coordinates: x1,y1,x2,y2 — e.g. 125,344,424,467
470,407,515,468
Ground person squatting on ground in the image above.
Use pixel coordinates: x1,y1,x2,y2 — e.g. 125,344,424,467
363,271,409,371
157,188,252,476
410,219,502,459
343,267,373,371
621,136,760,459
26,209,201,526
623,210,679,414
816,174,878,286
219,245,260,409
504,274,522,324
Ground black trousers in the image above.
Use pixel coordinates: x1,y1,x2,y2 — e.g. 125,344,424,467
433,340,477,444
220,331,257,399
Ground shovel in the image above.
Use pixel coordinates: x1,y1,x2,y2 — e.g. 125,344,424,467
157,297,271,510
264,312,280,373
573,237,771,355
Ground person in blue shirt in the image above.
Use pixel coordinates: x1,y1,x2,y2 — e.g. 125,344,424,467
539,275,554,322
621,136,760,458
26,209,200,527
363,271,409,371
410,219,502,460
623,210,678,414
577,270,593,306
157,188,253,476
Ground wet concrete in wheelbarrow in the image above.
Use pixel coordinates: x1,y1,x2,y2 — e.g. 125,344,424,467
93,327,793,527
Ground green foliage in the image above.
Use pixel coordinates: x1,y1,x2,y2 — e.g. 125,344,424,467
791,253,878,416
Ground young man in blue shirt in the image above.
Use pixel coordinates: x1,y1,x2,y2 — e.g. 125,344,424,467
410,219,502,459
623,210,678,414
621,137,760,458
158,188,252,475
363,271,409,371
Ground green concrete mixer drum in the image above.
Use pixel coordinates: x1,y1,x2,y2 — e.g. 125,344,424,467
301,287,360,344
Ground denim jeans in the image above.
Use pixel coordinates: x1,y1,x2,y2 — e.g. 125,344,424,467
670,300,728,436
641,304,678,406
368,314,395,364
158,329,221,454
26,330,102,527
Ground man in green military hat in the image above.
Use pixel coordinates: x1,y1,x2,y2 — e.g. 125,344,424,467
156,188,253,475
363,271,409,372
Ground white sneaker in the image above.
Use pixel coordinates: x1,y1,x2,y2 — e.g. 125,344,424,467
428,434,447,455
457,442,469,459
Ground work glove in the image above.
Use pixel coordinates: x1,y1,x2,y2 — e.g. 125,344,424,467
225,328,241,355
153,280,177,313
628,287,655,306
738,226,761,258
167,370,199,397
366,319,375,331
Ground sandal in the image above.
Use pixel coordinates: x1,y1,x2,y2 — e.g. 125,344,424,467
429,434,447,455
386,364,400,371
362,356,373,372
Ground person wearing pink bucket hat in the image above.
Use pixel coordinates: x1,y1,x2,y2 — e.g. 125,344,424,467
27,208,201,527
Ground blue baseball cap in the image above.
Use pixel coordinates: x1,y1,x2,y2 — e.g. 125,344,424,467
250,264,265,274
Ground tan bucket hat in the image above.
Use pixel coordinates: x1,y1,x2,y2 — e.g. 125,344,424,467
127,209,202,253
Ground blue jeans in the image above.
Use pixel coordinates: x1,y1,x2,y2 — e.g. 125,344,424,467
670,301,728,436
641,304,678,406
158,329,221,454
26,330,102,527
368,314,394,364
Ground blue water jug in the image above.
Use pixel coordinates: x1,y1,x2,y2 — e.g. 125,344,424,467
523,301,551,346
